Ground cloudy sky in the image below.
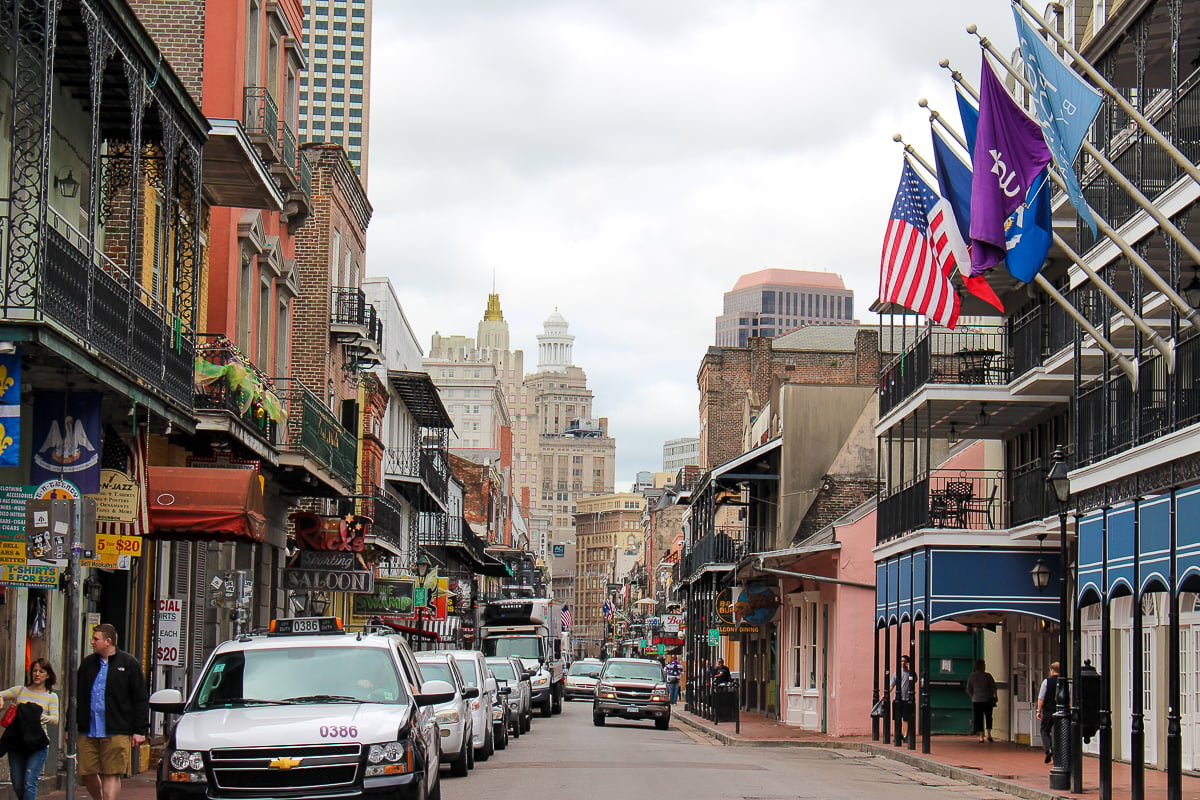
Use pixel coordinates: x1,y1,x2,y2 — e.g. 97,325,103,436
365,1,1020,489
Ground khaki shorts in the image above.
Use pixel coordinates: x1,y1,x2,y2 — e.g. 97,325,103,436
78,734,132,777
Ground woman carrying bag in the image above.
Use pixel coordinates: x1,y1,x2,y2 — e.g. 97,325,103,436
0,659,59,800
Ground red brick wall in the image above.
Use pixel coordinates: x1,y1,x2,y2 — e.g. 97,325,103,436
126,1,206,103
698,329,880,470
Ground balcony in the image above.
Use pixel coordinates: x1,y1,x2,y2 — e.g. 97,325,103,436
680,527,747,583
354,488,410,559
877,469,1007,544
273,377,358,492
39,207,195,411
242,87,281,163
193,334,281,455
386,447,449,510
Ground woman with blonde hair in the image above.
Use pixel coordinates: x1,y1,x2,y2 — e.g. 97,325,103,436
1,659,59,800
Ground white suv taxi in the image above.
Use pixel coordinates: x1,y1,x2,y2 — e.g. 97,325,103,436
150,617,453,800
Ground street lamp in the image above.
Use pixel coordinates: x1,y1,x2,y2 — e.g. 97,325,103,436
414,554,430,651
1046,446,1071,791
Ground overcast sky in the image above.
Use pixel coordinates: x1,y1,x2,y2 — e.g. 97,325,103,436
366,1,1020,490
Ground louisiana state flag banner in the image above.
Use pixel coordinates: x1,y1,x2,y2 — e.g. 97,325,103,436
0,351,20,467
31,391,102,494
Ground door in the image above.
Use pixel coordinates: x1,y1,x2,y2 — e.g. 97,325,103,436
1011,631,1049,747
783,593,819,729
1182,625,1200,771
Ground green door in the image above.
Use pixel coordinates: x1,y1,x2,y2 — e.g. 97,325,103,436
925,630,979,733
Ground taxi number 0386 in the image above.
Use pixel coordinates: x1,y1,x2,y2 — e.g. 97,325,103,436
319,725,357,738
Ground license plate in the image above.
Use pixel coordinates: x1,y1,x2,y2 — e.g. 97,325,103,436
626,706,639,714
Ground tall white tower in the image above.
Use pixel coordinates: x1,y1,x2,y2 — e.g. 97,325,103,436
537,309,574,373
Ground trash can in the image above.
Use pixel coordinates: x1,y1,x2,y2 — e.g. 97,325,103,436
714,680,738,722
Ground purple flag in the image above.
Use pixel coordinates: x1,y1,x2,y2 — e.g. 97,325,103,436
969,56,1052,275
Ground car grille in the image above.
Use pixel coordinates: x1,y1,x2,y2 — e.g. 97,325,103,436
613,686,654,702
210,743,362,793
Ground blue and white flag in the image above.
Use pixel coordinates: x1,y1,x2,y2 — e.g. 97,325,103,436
31,391,102,494
1012,5,1102,234
0,351,19,467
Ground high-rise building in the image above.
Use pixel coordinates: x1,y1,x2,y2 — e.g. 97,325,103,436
300,0,372,180
715,268,855,346
662,437,699,473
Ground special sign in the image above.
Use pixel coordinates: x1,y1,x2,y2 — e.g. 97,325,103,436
155,598,185,668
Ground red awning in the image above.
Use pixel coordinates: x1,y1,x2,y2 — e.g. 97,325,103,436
148,467,266,543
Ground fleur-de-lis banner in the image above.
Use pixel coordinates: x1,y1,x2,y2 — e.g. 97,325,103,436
0,351,19,468
31,391,102,494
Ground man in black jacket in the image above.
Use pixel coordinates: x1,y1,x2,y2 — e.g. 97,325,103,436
76,623,148,800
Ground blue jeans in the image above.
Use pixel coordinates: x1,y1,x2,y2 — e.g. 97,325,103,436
9,745,49,800
668,680,680,704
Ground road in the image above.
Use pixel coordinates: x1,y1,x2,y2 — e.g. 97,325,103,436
441,699,1019,800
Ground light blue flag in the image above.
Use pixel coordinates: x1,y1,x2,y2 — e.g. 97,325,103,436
1012,5,1103,234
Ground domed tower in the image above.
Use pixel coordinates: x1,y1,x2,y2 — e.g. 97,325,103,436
537,308,574,372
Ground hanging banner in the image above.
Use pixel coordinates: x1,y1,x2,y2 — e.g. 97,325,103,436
31,392,102,494
0,351,20,467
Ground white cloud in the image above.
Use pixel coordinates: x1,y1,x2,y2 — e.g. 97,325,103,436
365,1,1020,488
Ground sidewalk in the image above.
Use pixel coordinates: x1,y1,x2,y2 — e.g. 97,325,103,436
673,707,1200,800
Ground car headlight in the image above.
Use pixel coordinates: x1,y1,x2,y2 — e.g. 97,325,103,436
165,749,206,783
365,741,413,776
650,691,669,702
597,683,616,699
532,673,549,688
491,705,504,721
435,709,461,725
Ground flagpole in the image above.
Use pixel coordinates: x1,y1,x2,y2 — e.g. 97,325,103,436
970,30,1200,334
1012,0,1200,188
924,102,1175,371
898,137,1139,389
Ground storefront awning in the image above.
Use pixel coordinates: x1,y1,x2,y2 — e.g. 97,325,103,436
475,553,512,578
148,467,266,543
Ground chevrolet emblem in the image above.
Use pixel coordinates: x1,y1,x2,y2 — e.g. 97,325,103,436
268,757,303,770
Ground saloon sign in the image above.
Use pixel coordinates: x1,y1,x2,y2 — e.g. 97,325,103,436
283,568,373,593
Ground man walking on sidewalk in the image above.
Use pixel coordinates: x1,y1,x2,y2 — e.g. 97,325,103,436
1037,662,1060,764
76,624,149,800
665,656,683,705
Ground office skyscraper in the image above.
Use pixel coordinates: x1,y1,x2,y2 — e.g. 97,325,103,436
300,0,372,180
715,268,855,347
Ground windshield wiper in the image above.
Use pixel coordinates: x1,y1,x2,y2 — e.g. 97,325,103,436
283,694,358,703
206,698,295,708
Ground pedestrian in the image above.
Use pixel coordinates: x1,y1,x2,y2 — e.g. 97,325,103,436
966,659,997,742
76,624,149,800
664,655,683,705
1037,662,1060,764
890,655,917,742
1,659,59,800
709,658,731,686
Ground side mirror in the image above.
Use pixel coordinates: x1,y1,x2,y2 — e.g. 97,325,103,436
524,669,535,679
462,686,480,699
416,679,455,707
149,689,185,715
498,684,512,696
484,677,498,694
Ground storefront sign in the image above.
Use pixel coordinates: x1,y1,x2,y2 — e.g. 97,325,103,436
707,628,719,646
87,470,139,522
0,562,59,587
0,486,35,541
353,579,415,616
155,598,185,668
662,614,682,633
283,568,373,594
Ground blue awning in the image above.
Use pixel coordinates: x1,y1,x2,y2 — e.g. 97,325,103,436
876,545,1061,625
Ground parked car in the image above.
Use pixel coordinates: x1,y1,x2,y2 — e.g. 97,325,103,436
491,685,512,750
564,657,604,701
149,616,451,800
592,657,671,729
487,655,532,736
436,649,499,760
416,652,478,777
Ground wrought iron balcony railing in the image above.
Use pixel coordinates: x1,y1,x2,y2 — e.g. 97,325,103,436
273,377,357,488
355,487,410,560
193,334,280,446
40,207,194,409
681,528,746,581
876,469,1007,544
879,326,1011,417
242,87,280,160
386,446,449,506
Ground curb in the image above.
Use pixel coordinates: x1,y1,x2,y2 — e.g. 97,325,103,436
672,712,1067,800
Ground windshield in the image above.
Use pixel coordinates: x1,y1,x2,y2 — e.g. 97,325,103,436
193,646,405,710
488,661,517,681
454,658,479,686
418,662,455,686
602,662,664,682
569,662,600,677
480,637,542,660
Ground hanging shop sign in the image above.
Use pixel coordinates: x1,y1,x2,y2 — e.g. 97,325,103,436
155,598,185,668
87,470,139,522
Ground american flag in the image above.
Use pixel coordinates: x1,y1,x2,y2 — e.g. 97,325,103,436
879,158,961,329
559,604,572,630
602,601,613,620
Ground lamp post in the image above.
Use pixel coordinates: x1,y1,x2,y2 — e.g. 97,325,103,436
414,553,430,651
1046,447,1072,791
